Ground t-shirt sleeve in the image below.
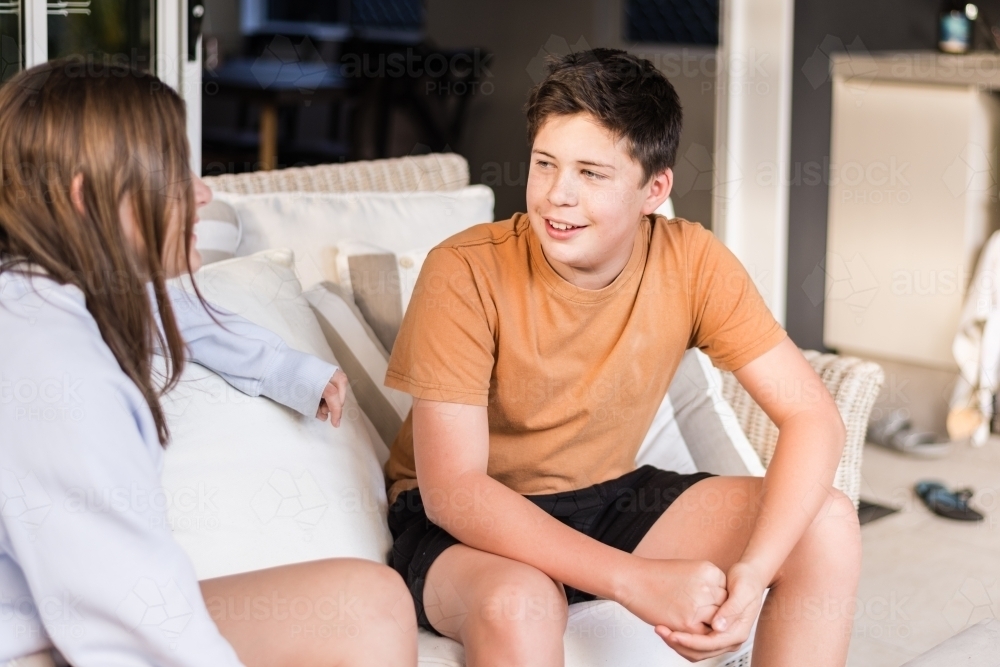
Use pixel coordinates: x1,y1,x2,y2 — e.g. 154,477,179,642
385,246,496,406
686,225,787,372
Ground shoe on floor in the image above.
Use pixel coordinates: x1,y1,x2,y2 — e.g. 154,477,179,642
867,409,953,458
914,480,984,521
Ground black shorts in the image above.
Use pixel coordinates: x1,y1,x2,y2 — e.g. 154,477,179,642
386,464,717,635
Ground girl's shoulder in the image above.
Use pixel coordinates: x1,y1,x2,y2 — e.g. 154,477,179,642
0,269,137,397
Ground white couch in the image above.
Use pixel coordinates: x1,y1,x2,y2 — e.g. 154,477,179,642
164,154,883,666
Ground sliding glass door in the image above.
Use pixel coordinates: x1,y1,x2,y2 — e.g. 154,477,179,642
47,0,153,68
2,0,202,171
0,0,22,82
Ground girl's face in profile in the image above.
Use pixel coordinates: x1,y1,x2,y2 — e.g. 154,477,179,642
119,172,214,279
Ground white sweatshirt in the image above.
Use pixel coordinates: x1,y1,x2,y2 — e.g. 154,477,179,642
0,268,338,665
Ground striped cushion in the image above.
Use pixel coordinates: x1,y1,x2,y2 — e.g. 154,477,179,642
303,282,412,459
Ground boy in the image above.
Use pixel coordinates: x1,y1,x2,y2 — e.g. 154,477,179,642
384,49,860,666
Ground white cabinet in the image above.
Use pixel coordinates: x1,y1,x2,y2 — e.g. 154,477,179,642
824,53,1000,370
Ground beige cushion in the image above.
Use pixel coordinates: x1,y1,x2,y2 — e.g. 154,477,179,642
333,243,404,352
901,618,1000,666
331,240,431,351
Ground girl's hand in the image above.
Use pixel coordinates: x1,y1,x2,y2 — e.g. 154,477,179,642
316,369,348,427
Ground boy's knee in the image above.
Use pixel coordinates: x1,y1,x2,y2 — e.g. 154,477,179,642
476,568,568,631
808,488,862,560
815,488,861,530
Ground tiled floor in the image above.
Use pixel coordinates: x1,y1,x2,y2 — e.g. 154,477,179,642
847,438,1000,666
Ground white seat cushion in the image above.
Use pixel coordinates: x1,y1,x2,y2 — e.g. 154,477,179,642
160,249,392,580
415,599,756,667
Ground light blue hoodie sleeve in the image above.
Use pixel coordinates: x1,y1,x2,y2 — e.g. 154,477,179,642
154,284,338,418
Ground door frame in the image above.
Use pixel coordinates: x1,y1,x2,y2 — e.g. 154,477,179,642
713,0,795,325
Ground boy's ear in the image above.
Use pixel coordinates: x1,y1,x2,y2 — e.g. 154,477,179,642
640,168,673,216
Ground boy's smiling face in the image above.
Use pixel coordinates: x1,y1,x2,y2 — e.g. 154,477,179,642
527,112,673,290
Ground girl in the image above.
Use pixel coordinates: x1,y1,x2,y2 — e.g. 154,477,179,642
0,60,416,666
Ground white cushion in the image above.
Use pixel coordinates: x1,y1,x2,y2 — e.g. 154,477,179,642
160,249,392,580
654,197,675,219
637,348,765,477
415,599,755,667
194,199,242,265
216,185,494,289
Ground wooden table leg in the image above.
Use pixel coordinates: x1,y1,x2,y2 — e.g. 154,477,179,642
259,102,278,171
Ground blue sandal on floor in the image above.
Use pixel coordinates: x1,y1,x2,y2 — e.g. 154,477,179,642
914,480,984,521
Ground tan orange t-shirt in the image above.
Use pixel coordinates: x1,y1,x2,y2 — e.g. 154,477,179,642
383,213,786,503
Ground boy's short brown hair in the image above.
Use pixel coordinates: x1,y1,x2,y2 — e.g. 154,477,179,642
524,48,683,184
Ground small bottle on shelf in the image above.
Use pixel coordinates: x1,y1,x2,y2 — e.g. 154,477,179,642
939,1,976,53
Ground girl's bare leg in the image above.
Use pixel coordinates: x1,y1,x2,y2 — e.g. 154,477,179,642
200,558,418,667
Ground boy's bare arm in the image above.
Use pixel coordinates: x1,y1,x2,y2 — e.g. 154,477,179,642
411,397,727,634
665,334,852,647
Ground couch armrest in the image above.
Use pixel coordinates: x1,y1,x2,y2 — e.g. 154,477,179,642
202,153,469,195
719,350,885,508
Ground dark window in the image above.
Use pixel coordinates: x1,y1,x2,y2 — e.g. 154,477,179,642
625,0,719,46
350,0,424,30
268,0,344,24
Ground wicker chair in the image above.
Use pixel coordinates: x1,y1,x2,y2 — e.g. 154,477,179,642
721,352,884,508
205,155,885,508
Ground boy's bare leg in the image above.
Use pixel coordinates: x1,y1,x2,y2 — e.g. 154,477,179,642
633,475,862,666
201,558,418,667
424,545,568,667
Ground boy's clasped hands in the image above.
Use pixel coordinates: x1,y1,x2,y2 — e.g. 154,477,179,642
620,558,767,661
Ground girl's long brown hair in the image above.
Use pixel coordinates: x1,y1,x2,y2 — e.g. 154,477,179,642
0,58,198,446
